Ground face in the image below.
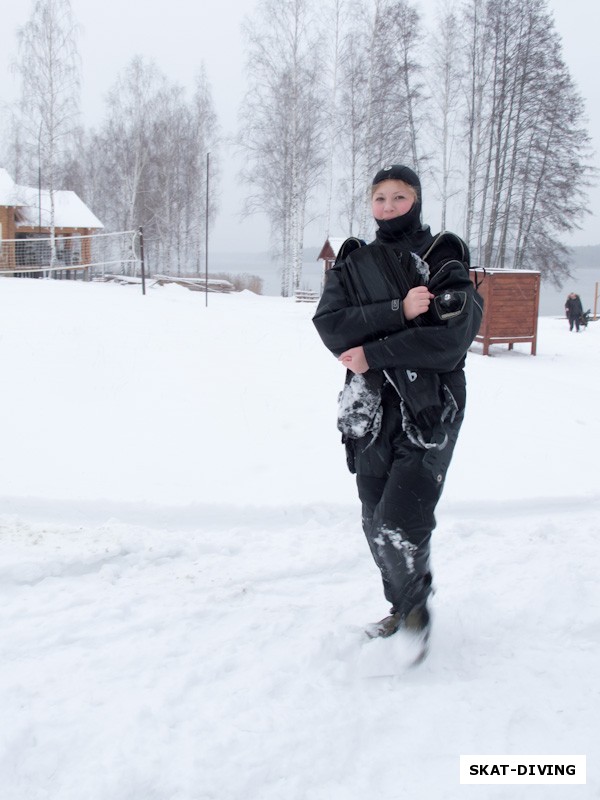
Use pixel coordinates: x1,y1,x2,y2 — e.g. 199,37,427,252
371,180,416,221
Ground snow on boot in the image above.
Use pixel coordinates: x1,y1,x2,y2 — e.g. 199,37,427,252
359,605,431,676
365,612,403,639
365,605,430,641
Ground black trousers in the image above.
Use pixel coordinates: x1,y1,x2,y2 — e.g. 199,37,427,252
355,412,463,618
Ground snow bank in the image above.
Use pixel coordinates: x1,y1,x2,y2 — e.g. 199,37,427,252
0,278,598,799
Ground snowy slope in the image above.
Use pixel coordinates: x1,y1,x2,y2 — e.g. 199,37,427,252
0,278,598,799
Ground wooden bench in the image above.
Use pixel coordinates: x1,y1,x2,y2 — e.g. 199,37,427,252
295,289,320,303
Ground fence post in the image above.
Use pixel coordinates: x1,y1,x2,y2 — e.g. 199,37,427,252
139,227,146,296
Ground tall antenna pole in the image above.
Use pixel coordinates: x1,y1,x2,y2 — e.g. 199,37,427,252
205,152,210,308
139,226,146,296
38,119,42,232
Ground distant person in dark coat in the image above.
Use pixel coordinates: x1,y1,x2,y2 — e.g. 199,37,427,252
565,292,583,332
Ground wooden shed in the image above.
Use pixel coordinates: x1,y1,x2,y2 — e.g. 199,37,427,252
470,268,541,355
0,168,103,276
317,236,347,273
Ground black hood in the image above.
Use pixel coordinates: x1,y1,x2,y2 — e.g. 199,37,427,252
372,164,434,255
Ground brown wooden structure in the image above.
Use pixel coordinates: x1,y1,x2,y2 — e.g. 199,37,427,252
470,268,540,355
0,168,103,276
317,237,347,273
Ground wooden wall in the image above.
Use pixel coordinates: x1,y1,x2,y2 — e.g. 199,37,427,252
470,268,541,355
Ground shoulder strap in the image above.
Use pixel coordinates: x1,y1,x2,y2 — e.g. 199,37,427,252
422,231,467,264
334,236,367,265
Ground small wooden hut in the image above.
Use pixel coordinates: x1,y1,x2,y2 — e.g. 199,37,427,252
470,268,541,355
317,237,347,274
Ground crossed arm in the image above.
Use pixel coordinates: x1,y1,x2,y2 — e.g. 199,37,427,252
338,286,434,374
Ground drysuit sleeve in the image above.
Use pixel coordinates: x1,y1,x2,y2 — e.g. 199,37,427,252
362,260,483,373
312,266,407,357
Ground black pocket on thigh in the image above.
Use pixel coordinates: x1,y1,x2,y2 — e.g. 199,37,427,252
422,415,463,485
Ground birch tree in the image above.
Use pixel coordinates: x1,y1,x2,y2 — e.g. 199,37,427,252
462,0,591,280
96,57,163,237
15,0,80,267
461,0,490,244
189,68,219,275
386,0,427,172
338,0,426,237
337,29,370,234
426,1,463,230
322,0,346,238
84,57,219,277
239,0,326,296
144,68,218,276
0,109,28,185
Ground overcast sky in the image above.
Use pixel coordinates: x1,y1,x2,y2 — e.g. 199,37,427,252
1,0,599,253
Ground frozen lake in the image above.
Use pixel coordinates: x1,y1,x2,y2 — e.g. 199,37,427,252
210,251,599,318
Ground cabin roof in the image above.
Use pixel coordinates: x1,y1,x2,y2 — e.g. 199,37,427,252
0,168,103,229
317,236,347,261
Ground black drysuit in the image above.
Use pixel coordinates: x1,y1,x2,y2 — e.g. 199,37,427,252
565,295,583,331
313,234,483,618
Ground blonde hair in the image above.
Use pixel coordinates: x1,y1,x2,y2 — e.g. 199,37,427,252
371,179,418,201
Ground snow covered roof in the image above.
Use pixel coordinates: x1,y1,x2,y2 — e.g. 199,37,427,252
327,237,347,257
0,168,103,230
317,236,347,261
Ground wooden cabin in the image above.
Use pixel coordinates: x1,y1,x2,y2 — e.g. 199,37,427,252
317,237,348,274
0,168,103,277
470,268,541,355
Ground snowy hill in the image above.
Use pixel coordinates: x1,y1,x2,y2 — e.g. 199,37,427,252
0,278,598,799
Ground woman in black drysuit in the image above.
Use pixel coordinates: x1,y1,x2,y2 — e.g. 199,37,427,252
313,165,483,650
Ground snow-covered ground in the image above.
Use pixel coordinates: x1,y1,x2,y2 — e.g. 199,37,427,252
0,277,598,799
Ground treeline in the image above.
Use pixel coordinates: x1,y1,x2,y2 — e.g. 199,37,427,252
238,0,594,293
1,0,594,294
2,0,218,278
